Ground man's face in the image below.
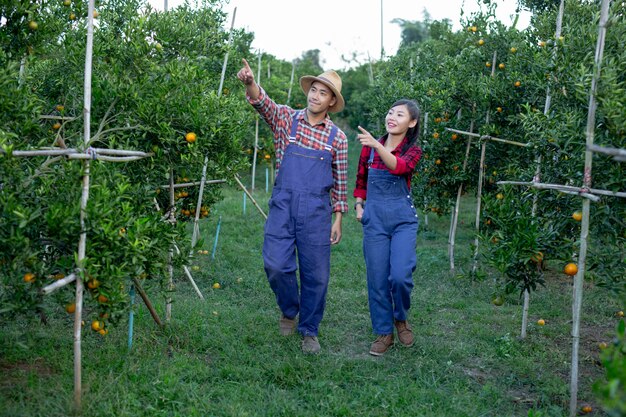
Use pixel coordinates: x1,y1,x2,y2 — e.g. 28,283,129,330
306,81,337,115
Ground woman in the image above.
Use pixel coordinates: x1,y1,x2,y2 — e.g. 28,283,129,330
353,99,422,356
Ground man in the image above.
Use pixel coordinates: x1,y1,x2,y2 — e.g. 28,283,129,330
237,58,348,354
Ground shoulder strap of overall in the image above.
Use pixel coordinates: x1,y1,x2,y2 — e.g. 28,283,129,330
326,124,338,147
289,111,300,140
367,147,376,164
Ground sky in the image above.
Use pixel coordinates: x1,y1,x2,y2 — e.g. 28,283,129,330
148,0,531,70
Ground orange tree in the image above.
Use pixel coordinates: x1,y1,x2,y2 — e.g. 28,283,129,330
1,0,254,327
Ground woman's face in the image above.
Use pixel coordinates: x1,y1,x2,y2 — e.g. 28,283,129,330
385,104,417,136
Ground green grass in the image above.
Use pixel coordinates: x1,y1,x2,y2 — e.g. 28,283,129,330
0,141,620,417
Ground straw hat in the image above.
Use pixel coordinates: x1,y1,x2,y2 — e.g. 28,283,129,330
299,70,344,113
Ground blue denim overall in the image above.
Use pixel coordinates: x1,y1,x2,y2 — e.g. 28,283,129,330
263,111,338,337
361,148,418,335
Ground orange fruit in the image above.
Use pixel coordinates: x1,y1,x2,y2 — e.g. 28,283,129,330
264,154,271,160
435,159,441,165
496,107,503,113
28,21,38,30
477,39,485,46
485,62,492,68
65,303,76,314
538,41,546,47
572,211,582,221
98,328,109,336
531,252,544,263
496,193,504,200
451,133,458,140
432,132,439,139
498,63,505,70
185,132,197,143
69,12,76,20
537,319,545,326
97,294,108,303
581,406,592,414
510,47,517,53
87,278,100,289
52,122,61,130
63,0,71,5
492,296,504,306
616,311,624,317
93,10,99,18
434,117,442,123
514,81,521,87
23,272,36,283
56,104,65,111
564,263,578,276
91,320,103,331
212,282,221,289
598,342,608,349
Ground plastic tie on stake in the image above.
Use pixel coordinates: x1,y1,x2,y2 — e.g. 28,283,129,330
86,147,98,160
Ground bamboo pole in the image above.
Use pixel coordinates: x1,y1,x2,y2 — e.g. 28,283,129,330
471,141,487,275
166,169,175,321
497,181,625,200
286,60,295,105
448,119,474,273
190,157,209,248
251,51,262,190
444,128,529,148
172,244,204,300
5,148,153,158
217,7,237,97
587,143,626,161
234,174,267,219
132,277,163,327
73,0,96,410
159,179,226,189
42,273,77,295
570,1,610,414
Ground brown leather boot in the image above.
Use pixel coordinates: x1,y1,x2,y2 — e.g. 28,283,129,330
394,320,414,347
279,315,296,336
369,334,394,356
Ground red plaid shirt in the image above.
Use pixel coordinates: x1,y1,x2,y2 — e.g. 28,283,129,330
248,87,348,213
353,137,422,200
